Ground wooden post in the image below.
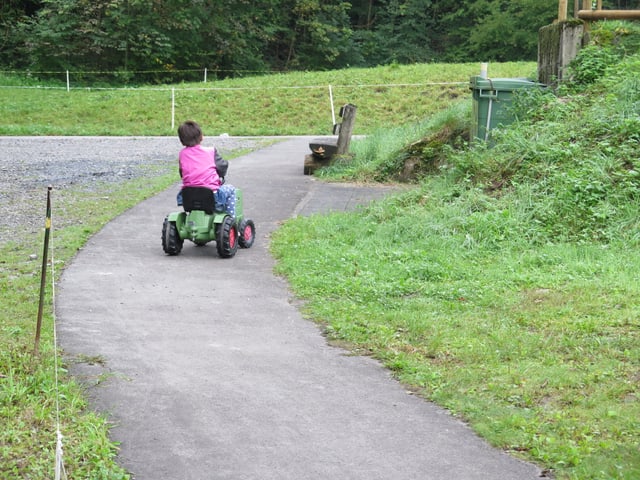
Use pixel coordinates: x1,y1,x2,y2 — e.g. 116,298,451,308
559,0,568,21
34,186,52,355
336,104,357,156
582,0,592,33
304,103,357,175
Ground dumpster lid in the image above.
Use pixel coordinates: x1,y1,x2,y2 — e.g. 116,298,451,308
470,76,540,90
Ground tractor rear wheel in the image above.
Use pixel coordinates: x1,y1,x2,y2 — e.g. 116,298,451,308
216,216,238,258
162,217,183,255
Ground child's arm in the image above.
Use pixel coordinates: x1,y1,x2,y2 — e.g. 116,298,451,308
215,150,229,178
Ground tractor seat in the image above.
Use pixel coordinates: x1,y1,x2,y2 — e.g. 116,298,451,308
181,187,216,214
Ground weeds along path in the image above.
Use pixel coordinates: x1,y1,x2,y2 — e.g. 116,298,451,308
55,137,542,479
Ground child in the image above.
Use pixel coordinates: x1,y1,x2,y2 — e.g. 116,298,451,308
176,120,236,218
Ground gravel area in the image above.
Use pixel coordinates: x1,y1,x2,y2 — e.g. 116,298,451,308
0,136,266,246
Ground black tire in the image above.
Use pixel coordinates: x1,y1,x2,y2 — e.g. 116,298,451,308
162,216,183,255
216,216,238,258
238,219,256,249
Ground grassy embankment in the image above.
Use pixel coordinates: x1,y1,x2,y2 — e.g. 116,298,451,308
272,24,640,480
0,62,532,136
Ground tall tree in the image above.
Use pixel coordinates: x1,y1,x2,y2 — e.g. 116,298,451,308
14,0,260,77
349,0,442,65
0,0,42,67
370,0,437,64
266,0,356,70
1,0,568,78
205,0,286,75
439,0,557,62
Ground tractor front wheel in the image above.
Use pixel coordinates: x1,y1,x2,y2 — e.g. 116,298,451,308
239,219,256,248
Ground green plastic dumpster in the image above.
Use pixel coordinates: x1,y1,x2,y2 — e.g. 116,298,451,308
470,76,541,141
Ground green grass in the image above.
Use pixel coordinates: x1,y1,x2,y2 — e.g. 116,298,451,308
0,171,180,478
271,200,639,479
270,46,640,479
0,62,534,136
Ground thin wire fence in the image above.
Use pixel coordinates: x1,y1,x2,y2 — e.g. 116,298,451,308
0,67,470,90
0,68,473,135
0,90,470,136
0,76,468,92
0,67,304,87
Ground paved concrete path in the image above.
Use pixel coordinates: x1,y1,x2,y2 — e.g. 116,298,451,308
57,137,542,479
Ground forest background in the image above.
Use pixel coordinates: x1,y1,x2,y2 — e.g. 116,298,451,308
1,0,639,84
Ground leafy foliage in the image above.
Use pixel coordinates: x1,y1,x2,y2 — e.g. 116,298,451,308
319,101,471,182
0,0,558,77
358,0,437,65
437,0,557,62
569,21,640,87
442,64,640,244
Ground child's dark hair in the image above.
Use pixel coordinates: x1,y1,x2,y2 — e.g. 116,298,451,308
178,121,202,147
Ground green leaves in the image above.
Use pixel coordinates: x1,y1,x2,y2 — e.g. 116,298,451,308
2,0,563,77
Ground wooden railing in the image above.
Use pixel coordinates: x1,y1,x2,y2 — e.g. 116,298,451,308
559,0,640,22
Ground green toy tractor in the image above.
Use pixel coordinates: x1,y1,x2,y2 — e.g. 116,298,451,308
162,186,255,258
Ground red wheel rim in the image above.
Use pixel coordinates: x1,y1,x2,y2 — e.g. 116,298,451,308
243,225,253,240
229,228,237,248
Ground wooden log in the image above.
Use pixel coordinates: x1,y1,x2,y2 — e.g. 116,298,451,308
336,104,357,156
581,0,592,32
578,9,640,20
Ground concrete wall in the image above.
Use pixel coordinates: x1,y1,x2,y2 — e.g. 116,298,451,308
538,21,584,85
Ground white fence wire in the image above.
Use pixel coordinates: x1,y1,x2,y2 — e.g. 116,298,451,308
0,68,476,133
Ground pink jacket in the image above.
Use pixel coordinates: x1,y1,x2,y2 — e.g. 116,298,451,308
179,145,222,191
